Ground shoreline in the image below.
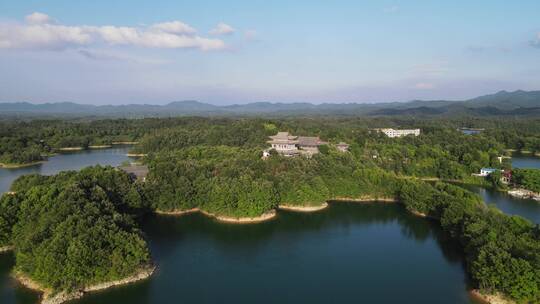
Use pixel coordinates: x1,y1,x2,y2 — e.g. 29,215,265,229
126,153,148,157
0,161,44,168
112,141,139,145
0,245,13,253
57,147,84,151
14,265,155,304
154,207,200,215
154,208,277,224
330,196,398,203
507,188,540,201
469,289,514,304
278,202,329,212
200,209,277,223
88,145,112,149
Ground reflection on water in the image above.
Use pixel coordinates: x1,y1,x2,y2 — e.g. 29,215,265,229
72,204,477,304
512,153,540,169
460,184,540,223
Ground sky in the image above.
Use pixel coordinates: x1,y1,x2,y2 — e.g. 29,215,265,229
0,0,539,105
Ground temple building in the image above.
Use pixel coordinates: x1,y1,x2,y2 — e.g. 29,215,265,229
264,131,341,157
297,136,328,154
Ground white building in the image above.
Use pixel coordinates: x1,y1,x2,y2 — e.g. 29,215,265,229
336,142,350,152
377,128,421,138
479,168,497,177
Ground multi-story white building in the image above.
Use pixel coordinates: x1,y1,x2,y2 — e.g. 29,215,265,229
377,128,420,138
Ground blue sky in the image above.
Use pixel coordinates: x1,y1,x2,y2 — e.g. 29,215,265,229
1,0,539,105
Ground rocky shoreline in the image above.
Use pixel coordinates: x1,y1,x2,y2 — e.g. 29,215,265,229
507,188,540,201
330,196,398,203
0,245,13,253
57,147,84,151
278,202,329,212
112,141,139,145
88,145,112,149
126,153,148,157
469,289,515,304
154,208,277,223
14,265,155,304
154,207,200,216
0,161,44,168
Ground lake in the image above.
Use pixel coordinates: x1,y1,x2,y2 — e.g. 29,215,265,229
455,154,540,223
511,152,540,169
0,146,133,193
459,184,540,223
1,203,482,304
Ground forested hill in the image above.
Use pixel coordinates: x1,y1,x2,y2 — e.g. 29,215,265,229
1,90,540,118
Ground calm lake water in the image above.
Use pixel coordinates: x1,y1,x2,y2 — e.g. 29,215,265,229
511,152,540,169
0,146,133,193
453,154,540,223
1,149,539,304
1,203,481,304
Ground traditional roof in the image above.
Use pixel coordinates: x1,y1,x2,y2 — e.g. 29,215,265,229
297,136,327,147
268,132,299,144
119,165,149,180
336,142,349,147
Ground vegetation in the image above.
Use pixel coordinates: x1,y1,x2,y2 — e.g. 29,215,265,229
0,166,150,292
512,169,540,193
1,116,540,301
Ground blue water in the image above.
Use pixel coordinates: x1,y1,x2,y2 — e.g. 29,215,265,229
0,146,133,193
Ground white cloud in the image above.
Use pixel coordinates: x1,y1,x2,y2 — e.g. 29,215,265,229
209,22,235,35
0,12,226,51
25,12,54,24
151,21,196,35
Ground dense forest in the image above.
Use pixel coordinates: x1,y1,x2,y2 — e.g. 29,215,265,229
512,169,540,193
2,116,540,166
0,167,151,292
0,116,540,302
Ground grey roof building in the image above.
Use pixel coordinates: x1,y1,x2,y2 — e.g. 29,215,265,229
118,164,149,182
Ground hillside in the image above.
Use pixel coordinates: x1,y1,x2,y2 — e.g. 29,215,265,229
1,90,539,118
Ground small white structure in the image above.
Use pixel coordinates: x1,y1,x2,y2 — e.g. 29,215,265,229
336,142,350,152
479,168,497,177
377,128,421,138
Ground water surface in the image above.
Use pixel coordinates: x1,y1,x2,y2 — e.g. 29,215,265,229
0,146,133,193
459,184,540,223
512,153,540,169
15,203,480,304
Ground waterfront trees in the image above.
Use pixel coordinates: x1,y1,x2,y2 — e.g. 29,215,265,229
0,166,151,292
2,117,540,302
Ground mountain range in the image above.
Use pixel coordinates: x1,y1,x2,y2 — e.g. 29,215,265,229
1,90,540,118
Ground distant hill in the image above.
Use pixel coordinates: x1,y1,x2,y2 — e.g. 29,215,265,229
1,90,539,118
